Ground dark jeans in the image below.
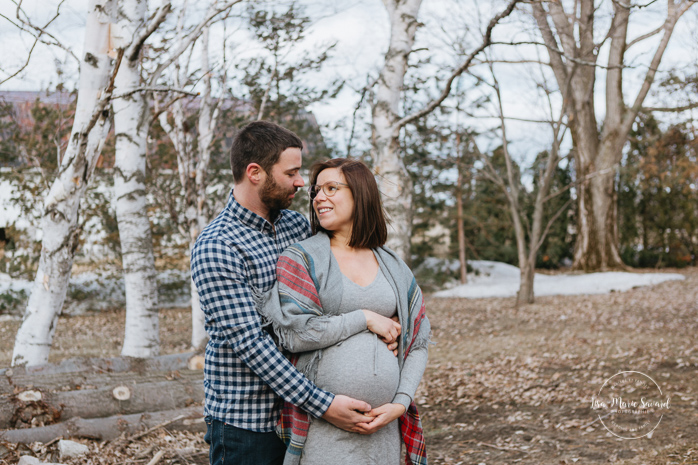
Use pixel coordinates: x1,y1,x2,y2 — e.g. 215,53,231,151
204,416,287,465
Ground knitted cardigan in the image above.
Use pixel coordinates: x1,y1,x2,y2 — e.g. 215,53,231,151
257,232,430,465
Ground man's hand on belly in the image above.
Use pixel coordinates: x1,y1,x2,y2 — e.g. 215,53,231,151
354,403,406,434
323,395,374,433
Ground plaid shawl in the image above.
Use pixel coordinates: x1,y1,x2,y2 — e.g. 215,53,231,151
265,233,429,465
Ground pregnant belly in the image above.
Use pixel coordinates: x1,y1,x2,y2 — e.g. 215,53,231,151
314,331,400,407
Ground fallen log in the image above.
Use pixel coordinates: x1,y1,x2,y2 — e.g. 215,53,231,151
0,370,204,429
0,406,205,444
1,363,203,396
0,352,198,378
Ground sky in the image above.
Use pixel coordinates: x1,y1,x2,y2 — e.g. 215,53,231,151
1,0,697,173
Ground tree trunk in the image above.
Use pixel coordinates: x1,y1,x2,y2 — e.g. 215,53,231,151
113,0,160,358
189,25,218,350
0,406,204,444
11,0,118,367
531,0,693,271
517,259,535,305
456,158,467,284
190,279,206,349
154,21,218,350
371,0,423,261
1,371,203,429
573,157,625,271
0,352,199,383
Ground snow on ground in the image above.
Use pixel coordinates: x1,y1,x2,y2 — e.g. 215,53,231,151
1,259,687,314
0,269,191,317
433,260,686,299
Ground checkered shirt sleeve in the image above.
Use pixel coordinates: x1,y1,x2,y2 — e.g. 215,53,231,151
191,201,334,432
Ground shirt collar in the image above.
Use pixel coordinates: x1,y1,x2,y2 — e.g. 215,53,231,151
226,189,284,233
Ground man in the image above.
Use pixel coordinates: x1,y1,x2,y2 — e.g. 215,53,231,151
191,121,378,465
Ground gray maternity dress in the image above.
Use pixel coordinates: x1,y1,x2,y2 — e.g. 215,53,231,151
299,266,401,465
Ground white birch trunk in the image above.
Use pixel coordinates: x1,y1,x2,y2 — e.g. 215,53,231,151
189,26,219,350
113,0,160,358
12,0,118,366
156,18,219,349
371,0,423,261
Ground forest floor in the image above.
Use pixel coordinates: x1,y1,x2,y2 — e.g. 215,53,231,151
0,267,696,464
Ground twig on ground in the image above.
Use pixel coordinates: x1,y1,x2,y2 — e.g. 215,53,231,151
479,442,531,453
146,450,166,465
129,414,187,442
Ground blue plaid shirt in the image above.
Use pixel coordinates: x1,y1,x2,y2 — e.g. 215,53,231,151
191,190,334,431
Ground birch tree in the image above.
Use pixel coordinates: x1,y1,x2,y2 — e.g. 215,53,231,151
371,0,521,259
530,0,696,271
12,0,122,366
156,19,221,349
110,0,241,354
154,0,242,348
112,0,170,358
11,0,170,366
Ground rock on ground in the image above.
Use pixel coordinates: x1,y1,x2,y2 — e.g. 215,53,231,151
58,440,89,459
18,456,66,465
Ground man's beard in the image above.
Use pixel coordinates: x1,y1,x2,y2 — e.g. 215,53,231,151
259,173,295,215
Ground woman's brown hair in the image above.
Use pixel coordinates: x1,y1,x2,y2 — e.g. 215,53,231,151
309,158,388,249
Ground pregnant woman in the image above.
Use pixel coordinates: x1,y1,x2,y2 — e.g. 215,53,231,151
258,158,430,465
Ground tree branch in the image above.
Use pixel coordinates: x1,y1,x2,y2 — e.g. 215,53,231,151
642,101,698,112
113,86,199,100
396,0,522,129
473,58,550,66
149,0,243,85
622,2,694,132
0,32,39,85
346,76,378,157
534,196,573,252
626,25,664,49
126,1,173,62
541,165,617,203
0,0,75,84
11,0,80,65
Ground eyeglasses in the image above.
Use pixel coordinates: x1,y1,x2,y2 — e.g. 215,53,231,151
308,181,350,200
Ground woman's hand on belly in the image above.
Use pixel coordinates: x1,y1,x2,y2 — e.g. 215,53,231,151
354,402,406,435
362,310,401,346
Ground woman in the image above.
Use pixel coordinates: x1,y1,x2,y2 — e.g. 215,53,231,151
258,158,430,465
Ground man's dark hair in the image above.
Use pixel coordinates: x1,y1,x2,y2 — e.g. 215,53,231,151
309,158,388,249
230,121,303,183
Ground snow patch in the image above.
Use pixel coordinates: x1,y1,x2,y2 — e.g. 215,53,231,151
0,270,192,316
433,260,685,298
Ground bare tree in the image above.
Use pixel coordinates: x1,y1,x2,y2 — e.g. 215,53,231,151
476,60,571,305
530,0,696,271
12,0,135,366
156,3,231,348
371,0,521,259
